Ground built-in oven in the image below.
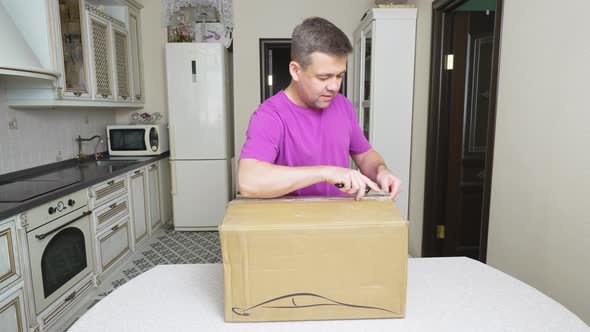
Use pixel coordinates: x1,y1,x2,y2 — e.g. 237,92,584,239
23,189,93,314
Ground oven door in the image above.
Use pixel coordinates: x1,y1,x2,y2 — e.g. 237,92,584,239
27,206,94,314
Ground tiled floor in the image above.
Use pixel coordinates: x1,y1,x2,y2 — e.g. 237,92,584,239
98,223,222,296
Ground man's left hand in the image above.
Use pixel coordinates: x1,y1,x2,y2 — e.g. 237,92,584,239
375,166,402,201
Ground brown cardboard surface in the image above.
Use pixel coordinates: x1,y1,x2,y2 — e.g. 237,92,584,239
220,196,408,322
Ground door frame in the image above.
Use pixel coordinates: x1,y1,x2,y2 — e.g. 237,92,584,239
259,38,292,102
422,0,503,262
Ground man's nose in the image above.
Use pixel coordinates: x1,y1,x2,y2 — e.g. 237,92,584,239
326,78,340,92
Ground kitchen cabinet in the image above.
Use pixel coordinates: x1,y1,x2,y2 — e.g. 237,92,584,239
128,6,145,103
86,11,115,101
0,218,21,295
147,163,162,231
0,284,27,332
89,174,128,209
86,4,132,103
96,216,131,275
54,0,93,100
129,168,148,247
90,175,132,278
352,8,417,218
5,0,145,110
0,217,28,331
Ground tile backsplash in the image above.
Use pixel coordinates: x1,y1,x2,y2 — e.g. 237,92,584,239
0,88,116,175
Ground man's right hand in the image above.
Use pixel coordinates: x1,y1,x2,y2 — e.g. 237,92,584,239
321,167,381,201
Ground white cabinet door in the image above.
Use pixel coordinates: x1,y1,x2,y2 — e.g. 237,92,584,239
0,218,20,294
147,163,161,230
0,285,26,332
129,169,148,245
128,9,144,103
97,217,131,275
112,26,131,102
87,12,114,101
159,158,172,224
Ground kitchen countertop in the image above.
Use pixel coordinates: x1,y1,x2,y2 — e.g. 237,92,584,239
0,152,169,220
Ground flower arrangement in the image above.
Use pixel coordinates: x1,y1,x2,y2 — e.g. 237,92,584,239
171,24,193,42
168,8,193,43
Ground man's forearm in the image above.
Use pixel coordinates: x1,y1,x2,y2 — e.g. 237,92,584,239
353,149,386,182
238,159,327,198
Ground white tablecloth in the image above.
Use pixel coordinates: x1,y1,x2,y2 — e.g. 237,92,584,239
70,257,589,331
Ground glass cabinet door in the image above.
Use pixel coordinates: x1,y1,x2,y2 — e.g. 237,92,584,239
57,0,89,97
360,27,373,141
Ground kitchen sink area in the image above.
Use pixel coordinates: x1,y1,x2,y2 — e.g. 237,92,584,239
0,153,170,220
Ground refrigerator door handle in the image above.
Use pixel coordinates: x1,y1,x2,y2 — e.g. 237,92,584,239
169,124,176,160
170,160,177,195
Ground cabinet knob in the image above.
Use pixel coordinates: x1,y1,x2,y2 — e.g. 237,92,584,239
102,94,109,98
73,92,82,97
135,95,142,101
68,199,76,207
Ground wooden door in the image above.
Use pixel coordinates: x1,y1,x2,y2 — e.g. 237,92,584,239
444,11,495,259
423,0,503,262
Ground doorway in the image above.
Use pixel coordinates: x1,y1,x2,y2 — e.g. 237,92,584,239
422,0,503,262
259,39,347,102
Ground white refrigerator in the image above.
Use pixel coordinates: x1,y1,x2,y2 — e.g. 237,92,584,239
165,43,234,231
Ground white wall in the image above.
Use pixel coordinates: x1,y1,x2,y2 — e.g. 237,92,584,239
0,87,115,175
487,0,590,323
116,0,168,125
232,0,374,158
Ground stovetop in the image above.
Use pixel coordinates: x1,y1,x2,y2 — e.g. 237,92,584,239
0,168,81,203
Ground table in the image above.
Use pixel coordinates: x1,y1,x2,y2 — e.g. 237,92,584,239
69,257,589,331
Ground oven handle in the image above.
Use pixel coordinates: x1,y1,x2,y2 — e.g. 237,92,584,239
35,211,92,240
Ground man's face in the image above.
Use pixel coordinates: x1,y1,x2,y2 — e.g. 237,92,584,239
290,52,347,110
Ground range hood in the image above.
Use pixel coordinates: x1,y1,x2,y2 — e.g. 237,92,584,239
0,3,58,80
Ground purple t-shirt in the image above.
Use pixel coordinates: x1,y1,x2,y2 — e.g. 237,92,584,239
240,91,371,196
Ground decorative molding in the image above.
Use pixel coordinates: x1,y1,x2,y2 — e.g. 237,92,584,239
85,4,126,29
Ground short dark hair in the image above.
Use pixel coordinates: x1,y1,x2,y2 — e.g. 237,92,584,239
291,17,352,68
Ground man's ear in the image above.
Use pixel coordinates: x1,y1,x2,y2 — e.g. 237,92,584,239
289,61,301,82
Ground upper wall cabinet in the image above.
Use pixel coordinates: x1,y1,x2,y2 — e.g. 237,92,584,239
4,0,144,110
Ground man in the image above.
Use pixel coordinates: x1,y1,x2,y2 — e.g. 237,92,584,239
238,17,401,201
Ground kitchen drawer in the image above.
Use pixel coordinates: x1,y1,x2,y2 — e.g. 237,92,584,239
90,175,128,208
92,194,130,232
0,218,21,295
96,216,131,275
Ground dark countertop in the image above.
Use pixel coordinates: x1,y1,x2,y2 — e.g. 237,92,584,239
0,152,170,220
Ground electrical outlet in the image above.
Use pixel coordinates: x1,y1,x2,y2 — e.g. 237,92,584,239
8,119,18,129
56,150,63,161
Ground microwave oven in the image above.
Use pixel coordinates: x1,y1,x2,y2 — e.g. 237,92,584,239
107,124,169,156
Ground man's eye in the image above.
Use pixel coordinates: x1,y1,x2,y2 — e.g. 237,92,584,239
318,76,329,81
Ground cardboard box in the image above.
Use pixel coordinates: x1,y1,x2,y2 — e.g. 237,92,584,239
219,196,408,322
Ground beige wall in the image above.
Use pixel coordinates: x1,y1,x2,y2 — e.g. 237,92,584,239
406,0,432,256
116,0,168,125
487,0,590,323
409,0,590,322
232,0,374,158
